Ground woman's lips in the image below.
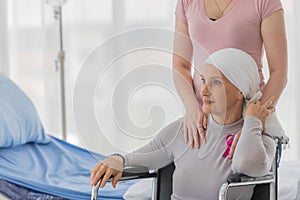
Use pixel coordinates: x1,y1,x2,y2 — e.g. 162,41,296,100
203,98,213,104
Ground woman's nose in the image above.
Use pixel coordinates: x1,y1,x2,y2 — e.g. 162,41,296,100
201,84,210,96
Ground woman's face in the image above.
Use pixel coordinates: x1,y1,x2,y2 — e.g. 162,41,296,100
200,64,243,121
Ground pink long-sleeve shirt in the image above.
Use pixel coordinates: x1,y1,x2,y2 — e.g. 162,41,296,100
175,0,283,100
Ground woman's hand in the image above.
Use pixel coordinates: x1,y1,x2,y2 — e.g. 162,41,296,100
90,156,124,188
245,96,275,129
183,94,207,149
228,97,275,159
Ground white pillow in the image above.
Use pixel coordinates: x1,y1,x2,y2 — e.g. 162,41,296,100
0,73,50,148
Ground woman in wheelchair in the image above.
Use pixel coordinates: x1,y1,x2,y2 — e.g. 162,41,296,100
91,48,277,199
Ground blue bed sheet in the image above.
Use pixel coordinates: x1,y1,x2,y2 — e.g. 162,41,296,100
0,136,136,199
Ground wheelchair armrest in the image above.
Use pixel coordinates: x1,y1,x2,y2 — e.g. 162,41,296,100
119,165,157,181
219,173,275,200
227,173,275,185
91,165,156,200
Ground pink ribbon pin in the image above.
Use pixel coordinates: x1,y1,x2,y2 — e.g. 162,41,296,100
222,134,235,158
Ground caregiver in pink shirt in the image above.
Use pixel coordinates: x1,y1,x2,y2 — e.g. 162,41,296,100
173,0,288,153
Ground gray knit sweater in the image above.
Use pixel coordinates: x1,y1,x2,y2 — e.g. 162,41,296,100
124,115,276,200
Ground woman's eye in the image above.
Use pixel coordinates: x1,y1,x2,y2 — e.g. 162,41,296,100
201,78,206,84
212,79,222,86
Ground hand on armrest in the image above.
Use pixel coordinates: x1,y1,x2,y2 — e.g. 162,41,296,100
90,156,124,188
93,165,156,190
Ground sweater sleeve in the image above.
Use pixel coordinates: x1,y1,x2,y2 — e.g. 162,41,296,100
124,119,183,170
231,116,276,177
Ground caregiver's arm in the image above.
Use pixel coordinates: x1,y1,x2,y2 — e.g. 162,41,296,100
229,9,288,157
232,98,276,177
229,12,287,158
173,19,206,149
260,10,287,105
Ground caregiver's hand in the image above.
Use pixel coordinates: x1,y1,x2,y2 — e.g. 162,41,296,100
245,96,276,129
229,96,275,159
183,94,207,149
90,155,124,188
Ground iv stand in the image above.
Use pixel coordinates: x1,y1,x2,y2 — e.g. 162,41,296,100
53,6,67,140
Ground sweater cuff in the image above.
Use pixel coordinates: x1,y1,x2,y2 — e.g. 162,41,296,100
107,153,126,167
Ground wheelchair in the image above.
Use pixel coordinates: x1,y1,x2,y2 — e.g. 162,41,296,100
92,136,288,200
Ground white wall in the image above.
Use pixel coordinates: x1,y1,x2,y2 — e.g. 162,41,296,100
0,0,9,75
2,0,300,159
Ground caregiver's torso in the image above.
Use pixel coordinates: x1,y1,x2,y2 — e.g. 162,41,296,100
176,0,282,99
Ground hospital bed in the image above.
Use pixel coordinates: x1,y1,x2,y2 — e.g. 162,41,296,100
0,73,136,199
0,136,137,200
